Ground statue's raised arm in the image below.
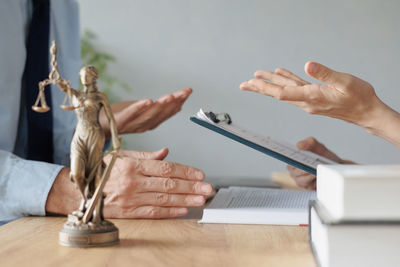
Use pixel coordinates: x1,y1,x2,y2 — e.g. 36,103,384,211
32,40,78,113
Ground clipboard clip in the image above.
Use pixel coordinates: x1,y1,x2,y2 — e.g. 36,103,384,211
205,111,232,124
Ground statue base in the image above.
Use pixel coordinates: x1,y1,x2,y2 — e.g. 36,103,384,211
59,214,119,247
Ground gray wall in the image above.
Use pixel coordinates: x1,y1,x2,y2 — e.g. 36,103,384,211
79,0,400,179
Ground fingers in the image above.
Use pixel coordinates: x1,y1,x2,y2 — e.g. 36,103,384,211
307,180,316,190
304,61,351,89
143,88,191,130
297,137,341,162
126,88,192,133
254,70,301,87
128,101,166,131
104,99,153,135
293,174,316,189
158,94,175,104
172,87,192,99
241,68,313,106
287,136,353,190
152,88,192,124
104,205,188,219
121,95,174,132
125,192,206,207
119,148,169,160
240,80,282,96
274,68,309,85
114,99,154,128
240,79,307,101
124,206,188,219
138,159,205,181
287,165,316,190
134,176,213,195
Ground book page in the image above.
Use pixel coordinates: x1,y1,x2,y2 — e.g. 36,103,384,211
200,186,316,225
208,187,316,209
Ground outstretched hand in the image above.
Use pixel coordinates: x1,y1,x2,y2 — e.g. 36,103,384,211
100,88,192,138
287,137,354,190
240,62,386,129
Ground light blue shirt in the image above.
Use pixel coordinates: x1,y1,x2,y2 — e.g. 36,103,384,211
0,0,80,223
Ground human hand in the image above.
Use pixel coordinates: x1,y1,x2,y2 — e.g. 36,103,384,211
240,62,389,129
286,137,354,190
100,88,192,138
46,148,213,219
103,148,213,218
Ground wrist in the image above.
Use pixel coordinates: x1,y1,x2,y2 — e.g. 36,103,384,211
45,168,81,215
359,98,400,148
357,97,390,133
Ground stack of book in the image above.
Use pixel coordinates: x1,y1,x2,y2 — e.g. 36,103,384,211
309,165,400,267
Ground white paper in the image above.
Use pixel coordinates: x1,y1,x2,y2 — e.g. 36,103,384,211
195,109,336,169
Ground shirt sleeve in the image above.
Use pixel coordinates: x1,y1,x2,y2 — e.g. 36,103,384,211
0,150,63,222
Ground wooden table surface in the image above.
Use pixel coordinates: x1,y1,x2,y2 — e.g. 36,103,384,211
0,215,316,267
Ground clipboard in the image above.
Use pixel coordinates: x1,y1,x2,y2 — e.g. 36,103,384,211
190,109,336,175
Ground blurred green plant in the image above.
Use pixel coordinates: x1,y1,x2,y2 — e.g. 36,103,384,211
80,29,131,102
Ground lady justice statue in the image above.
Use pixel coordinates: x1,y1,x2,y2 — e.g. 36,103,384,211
33,41,121,247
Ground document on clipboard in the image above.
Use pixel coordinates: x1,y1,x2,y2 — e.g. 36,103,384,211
190,109,336,175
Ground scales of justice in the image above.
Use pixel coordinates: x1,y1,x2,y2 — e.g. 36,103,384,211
32,41,121,247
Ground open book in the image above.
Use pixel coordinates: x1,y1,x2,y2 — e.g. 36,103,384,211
190,109,336,175
199,186,316,225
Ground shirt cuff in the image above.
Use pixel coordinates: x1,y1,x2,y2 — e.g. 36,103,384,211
0,153,63,221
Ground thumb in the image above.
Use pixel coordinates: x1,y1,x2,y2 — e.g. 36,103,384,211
304,61,350,89
119,148,169,160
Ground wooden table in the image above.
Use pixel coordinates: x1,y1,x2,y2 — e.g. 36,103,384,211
0,214,316,267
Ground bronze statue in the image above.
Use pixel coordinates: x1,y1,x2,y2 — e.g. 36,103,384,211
33,41,120,247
